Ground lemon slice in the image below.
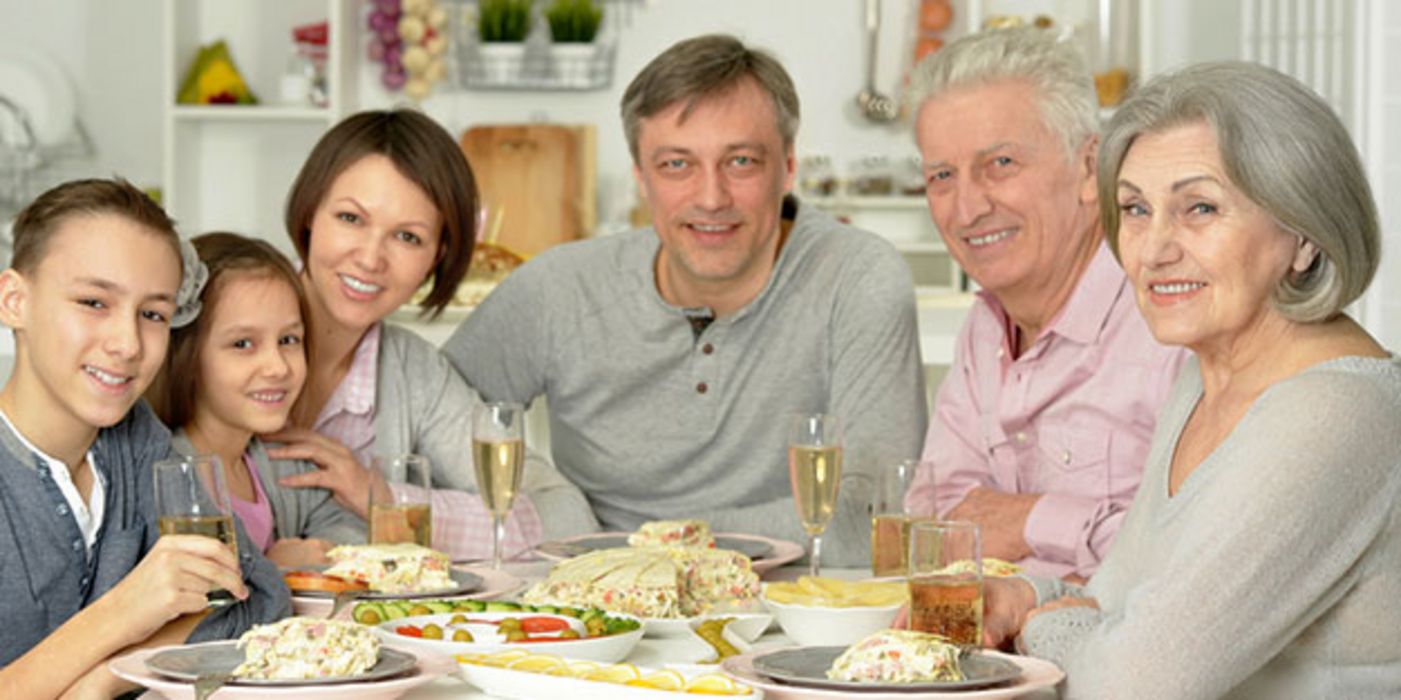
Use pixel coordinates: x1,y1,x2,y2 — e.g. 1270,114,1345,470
455,652,486,665
507,654,565,674
582,663,641,684
476,650,530,667
626,670,686,691
686,673,745,695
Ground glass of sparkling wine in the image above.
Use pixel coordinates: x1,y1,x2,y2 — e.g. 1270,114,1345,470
473,401,526,569
908,520,983,646
871,459,929,578
369,454,433,547
153,455,239,607
788,413,844,577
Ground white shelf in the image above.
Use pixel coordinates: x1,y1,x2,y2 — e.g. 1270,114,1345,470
171,105,335,123
806,195,928,210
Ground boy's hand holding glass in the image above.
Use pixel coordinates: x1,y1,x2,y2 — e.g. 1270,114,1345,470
152,455,246,608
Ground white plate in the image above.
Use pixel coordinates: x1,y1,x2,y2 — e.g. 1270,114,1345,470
145,642,417,685
722,650,1064,699
534,532,805,574
374,611,644,663
109,643,456,700
290,568,483,600
293,565,524,618
458,657,765,700
0,45,75,145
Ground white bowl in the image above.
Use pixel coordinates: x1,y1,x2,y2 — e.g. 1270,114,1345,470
760,592,902,647
374,611,643,663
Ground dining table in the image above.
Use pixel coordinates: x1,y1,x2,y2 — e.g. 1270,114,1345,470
130,556,1061,699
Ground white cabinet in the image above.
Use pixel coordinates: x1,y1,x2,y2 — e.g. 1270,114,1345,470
161,0,359,252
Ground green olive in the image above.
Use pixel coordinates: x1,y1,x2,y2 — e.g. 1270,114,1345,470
421,623,444,640
449,613,469,625
558,629,580,639
452,629,474,642
505,629,528,642
356,609,382,625
408,604,433,616
497,617,522,630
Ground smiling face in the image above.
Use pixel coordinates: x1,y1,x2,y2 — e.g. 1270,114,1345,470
915,79,1100,309
1115,121,1309,354
304,154,442,334
190,272,307,442
1,213,180,437
633,78,796,310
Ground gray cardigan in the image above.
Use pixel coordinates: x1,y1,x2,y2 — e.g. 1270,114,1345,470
171,431,366,547
371,323,598,540
1020,355,1401,699
0,401,289,666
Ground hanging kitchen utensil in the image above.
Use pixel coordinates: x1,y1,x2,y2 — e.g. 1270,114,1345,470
856,0,899,123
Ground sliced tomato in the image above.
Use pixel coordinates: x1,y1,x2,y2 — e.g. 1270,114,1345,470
519,616,572,634
396,625,424,638
282,571,368,594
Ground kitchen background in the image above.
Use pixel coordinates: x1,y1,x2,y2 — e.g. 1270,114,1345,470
0,0,1396,396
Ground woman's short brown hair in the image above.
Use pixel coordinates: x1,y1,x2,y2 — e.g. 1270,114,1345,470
10,178,179,274
284,109,478,319
147,232,312,429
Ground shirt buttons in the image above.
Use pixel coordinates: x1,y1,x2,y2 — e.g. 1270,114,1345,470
1062,450,1072,465
702,343,714,355
996,348,1005,359
1015,432,1027,443
71,539,82,552
696,382,709,394
80,576,89,587
57,504,69,516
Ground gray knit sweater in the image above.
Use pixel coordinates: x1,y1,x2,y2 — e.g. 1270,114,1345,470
1020,354,1401,699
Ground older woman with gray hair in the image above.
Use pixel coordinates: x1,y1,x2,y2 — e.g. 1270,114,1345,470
980,61,1401,698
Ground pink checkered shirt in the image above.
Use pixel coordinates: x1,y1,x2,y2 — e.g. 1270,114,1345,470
314,323,542,561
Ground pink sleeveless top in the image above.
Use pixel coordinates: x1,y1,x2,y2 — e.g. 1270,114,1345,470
230,453,275,552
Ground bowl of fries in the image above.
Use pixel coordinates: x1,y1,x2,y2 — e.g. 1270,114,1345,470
760,576,907,646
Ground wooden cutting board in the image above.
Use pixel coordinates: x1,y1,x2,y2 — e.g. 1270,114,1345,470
460,124,596,257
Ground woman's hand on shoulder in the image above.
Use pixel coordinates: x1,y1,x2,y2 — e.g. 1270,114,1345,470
102,535,246,643
263,427,389,520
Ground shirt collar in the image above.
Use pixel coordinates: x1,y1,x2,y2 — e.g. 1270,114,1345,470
977,241,1127,349
325,323,381,417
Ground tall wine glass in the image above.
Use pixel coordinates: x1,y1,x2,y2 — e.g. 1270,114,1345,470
788,413,844,576
473,401,526,569
153,455,238,607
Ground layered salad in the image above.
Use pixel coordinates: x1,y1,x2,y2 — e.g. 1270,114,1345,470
628,520,715,549
523,546,760,618
827,629,964,683
232,617,379,680
324,542,454,594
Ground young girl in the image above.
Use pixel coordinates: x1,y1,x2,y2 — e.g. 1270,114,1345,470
148,232,365,569
0,180,287,698
265,109,597,559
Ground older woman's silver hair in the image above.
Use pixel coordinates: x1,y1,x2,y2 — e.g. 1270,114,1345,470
906,27,1099,159
1100,61,1379,323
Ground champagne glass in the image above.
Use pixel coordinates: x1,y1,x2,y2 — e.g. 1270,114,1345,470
369,454,432,547
871,458,928,577
473,401,526,569
153,455,238,607
788,413,844,577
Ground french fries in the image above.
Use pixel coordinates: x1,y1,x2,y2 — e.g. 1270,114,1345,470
764,576,907,608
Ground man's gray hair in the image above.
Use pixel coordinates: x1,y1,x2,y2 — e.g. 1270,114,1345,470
1100,61,1379,323
620,34,799,163
907,27,1099,159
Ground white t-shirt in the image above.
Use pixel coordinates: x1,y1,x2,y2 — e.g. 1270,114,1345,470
0,410,105,555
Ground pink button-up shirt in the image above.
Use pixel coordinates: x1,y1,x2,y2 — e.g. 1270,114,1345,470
907,244,1188,579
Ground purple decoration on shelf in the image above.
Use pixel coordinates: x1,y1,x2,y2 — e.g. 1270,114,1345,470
381,65,408,90
368,38,387,62
377,24,400,45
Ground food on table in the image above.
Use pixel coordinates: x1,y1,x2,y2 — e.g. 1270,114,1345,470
522,546,761,618
933,558,1022,578
282,570,369,594
459,650,755,695
693,617,741,661
627,519,716,549
826,629,964,683
765,576,907,607
231,617,379,680
323,542,454,593
355,598,642,638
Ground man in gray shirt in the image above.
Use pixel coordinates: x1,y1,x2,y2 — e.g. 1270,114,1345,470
443,34,926,566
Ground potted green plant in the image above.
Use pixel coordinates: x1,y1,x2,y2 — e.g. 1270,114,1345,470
545,0,603,86
477,0,533,82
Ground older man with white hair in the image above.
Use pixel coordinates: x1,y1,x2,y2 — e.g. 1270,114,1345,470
904,28,1186,580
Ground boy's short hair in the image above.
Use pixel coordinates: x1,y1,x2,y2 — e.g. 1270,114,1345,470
10,178,179,273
